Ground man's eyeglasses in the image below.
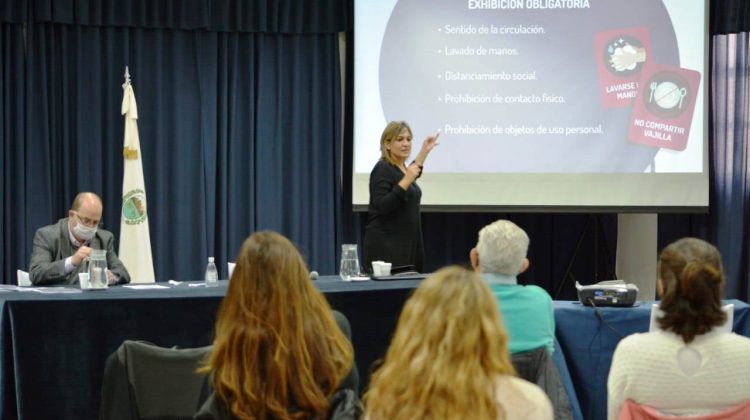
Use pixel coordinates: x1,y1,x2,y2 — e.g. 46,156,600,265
74,212,100,228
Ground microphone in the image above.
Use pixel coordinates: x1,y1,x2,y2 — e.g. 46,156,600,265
309,271,319,281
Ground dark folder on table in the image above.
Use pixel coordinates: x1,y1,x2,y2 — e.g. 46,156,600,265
370,265,429,281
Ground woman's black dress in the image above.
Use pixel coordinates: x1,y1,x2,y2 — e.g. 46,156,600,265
363,160,423,273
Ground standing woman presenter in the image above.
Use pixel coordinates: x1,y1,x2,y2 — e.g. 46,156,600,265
363,121,439,274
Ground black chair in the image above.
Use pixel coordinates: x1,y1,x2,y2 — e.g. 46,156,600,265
512,347,573,420
99,340,213,420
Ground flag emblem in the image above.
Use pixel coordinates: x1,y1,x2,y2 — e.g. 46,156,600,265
122,189,147,225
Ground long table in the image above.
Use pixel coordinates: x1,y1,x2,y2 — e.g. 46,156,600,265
0,277,421,420
0,278,747,420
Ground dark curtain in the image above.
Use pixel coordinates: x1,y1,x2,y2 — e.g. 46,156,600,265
710,31,750,300
712,0,750,35
23,28,342,281
30,0,349,33
4,0,347,285
420,212,619,300
1,2,26,289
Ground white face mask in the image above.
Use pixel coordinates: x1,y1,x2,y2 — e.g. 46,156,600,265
73,221,97,241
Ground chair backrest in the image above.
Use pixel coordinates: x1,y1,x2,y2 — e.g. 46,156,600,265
619,399,750,420
99,340,213,420
328,389,363,420
16,270,30,286
512,347,573,420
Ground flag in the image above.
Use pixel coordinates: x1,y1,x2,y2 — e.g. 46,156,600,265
118,67,156,283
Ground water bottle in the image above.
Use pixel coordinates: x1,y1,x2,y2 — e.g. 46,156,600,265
205,257,219,287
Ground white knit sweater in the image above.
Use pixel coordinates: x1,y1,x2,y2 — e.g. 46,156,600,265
607,329,750,419
495,375,553,420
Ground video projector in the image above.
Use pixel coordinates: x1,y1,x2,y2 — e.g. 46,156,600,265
576,280,639,307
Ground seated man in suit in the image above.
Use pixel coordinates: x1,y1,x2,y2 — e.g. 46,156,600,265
29,192,130,286
470,219,555,354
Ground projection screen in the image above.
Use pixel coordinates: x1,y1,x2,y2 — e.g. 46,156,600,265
353,0,709,212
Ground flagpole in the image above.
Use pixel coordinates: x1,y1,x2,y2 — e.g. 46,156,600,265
118,67,156,283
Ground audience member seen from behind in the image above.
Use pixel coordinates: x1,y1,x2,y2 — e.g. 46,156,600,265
607,238,750,419
363,120,439,274
196,231,357,419
470,220,555,354
364,266,552,420
28,191,130,286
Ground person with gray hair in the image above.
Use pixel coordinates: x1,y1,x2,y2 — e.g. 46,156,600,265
470,220,555,354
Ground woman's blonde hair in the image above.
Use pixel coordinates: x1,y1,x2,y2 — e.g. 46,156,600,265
201,231,353,419
363,266,516,419
379,121,412,167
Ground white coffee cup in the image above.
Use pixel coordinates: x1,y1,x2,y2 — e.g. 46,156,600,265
380,262,392,276
78,272,90,289
372,261,392,277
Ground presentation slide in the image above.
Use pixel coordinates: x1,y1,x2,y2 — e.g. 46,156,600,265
353,0,708,211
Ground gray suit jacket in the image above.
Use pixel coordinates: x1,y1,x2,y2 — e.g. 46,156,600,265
29,218,131,286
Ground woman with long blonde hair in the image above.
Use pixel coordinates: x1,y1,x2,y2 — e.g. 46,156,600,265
197,231,356,419
364,266,552,419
